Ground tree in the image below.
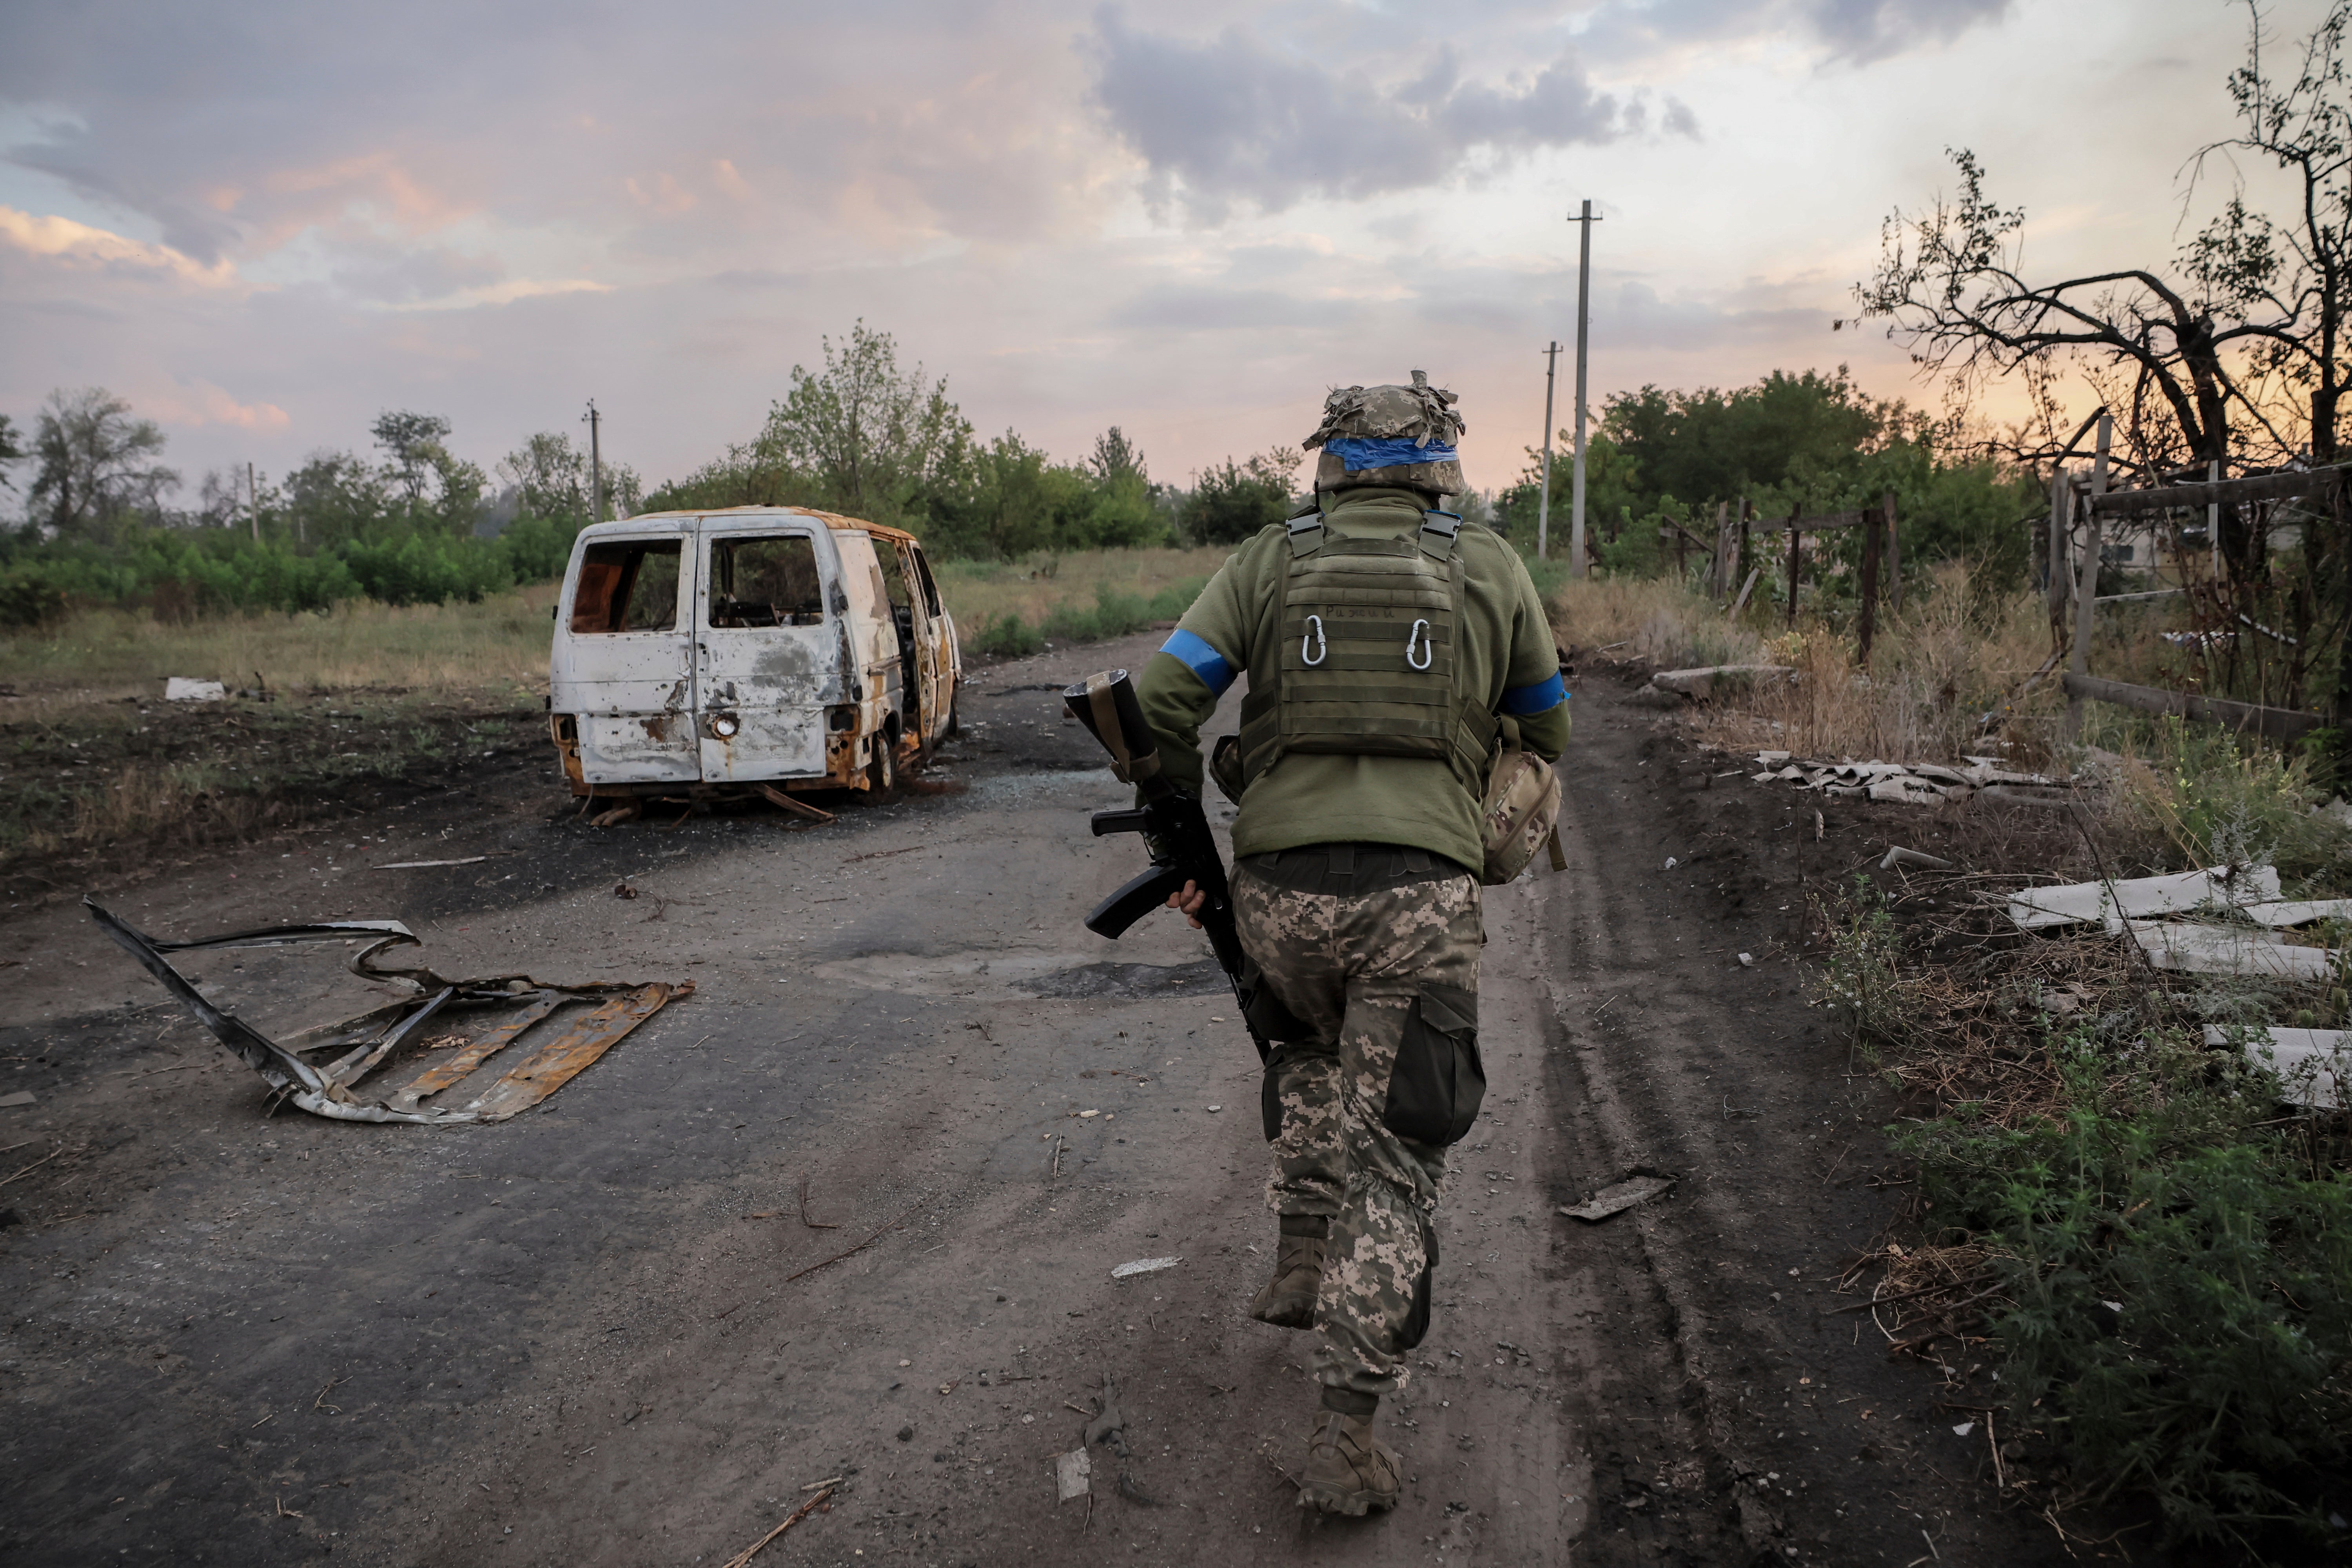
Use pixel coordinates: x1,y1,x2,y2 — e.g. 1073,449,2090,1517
371,411,454,503
28,388,178,542
1088,426,1148,486
755,321,972,523
1185,451,1299,544
0,414,24,493
1855,3,2352,577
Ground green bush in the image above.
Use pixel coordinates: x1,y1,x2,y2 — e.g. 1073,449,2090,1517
339,533,512,606
1903,1029,2352,1556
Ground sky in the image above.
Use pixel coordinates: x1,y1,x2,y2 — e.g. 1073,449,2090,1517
0,0,2304,504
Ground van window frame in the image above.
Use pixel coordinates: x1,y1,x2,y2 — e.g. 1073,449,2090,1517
702,530,828,630
568,537,686,635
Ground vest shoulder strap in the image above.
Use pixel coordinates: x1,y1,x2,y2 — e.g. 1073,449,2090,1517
1418,509,1463,561
1285,509,1326,559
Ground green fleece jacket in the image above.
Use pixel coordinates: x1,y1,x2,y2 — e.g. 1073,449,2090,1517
1138,488,1570,871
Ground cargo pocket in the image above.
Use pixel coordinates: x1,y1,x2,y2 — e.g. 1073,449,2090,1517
1259,1048,1287,1143
1398,1210,1439,1351
1381,982,1484,1146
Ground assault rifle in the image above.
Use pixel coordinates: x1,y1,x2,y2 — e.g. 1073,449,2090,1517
1063,670,1305,1060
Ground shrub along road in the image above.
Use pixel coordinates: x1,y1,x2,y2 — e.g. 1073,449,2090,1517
0,633,2103,1566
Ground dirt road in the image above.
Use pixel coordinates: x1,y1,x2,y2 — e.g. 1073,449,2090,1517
1,632,2088,1566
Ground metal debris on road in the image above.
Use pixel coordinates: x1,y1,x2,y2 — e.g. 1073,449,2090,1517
83,899,691,1126
2204,1025,2349,1109
1109,1256,1180,1279
1559,1172,1675,1223
1055,1448,1092,1502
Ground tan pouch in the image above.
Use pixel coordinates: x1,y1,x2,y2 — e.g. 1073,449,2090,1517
1479,717,1564,886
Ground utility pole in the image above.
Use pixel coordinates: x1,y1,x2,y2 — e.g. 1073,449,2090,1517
582,400,604,525
1537,341,1561,560
1568,200,1602,579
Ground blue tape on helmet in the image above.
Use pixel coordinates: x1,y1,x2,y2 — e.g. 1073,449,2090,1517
1325,436,1459,472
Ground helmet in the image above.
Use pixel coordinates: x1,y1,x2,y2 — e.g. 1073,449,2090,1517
1301,370,1466,499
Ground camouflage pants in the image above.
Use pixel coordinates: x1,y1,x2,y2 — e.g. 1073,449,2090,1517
1232,858,1483,1397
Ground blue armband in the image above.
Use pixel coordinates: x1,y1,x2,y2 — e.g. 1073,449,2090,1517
1160,628,1236,696
1500,670,1568,715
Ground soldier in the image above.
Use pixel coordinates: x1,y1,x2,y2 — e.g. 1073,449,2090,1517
1136,373,1570,1516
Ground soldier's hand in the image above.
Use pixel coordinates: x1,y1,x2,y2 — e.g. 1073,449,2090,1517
1165,880,1207,929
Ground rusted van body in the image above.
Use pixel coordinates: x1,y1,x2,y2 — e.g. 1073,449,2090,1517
548,507,960,799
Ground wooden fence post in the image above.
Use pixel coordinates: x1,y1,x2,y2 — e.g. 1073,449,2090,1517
2065,414,2112,740
1737,498,1751,601
1882,489,1901,610
1710,499,1730,596
1857,505,1883,667
2046,466,2072,653
1786,504,1804,628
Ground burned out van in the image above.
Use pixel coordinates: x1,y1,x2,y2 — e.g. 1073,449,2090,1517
548,507,960,804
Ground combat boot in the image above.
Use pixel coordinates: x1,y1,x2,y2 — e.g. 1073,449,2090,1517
1248,1215,1327,1329
1295,1388,1400,1516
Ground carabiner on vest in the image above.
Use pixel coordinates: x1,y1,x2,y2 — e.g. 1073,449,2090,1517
1406,618,1433,670
1302,613,1327,666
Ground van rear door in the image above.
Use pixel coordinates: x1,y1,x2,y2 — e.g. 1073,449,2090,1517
552,525,699,784
694,526,834,782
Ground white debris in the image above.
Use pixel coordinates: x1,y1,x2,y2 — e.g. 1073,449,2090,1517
164,677,226,702
1744,753,2063,806
2241,899,2352,928
1737,953,1755,967
2131,921,2335,981
1110,1256,1181,1280
2203,1025,2350,1109
1880,847,1954,872
1953,1422,1976,1437
1650,665,1795,701
2006,866,2281,932
1664,857,1678,870
1055,1448,1092,1502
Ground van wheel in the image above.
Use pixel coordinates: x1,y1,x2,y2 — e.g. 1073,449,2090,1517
867,740,895,795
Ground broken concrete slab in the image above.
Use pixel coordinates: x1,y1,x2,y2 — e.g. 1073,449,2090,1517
84,899,692,1126
2007,866,2282,931
1054,1448,1091,1502
2242,898,2352,928
1559,1172,1675,1223
163,678,225,702
2202,1025,2350,1109
2130,920,2335,981
1650,665,1795,702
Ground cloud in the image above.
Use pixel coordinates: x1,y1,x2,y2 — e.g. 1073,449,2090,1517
146,380,291,431
1572,0,2014,68
1087,9,1639,217
0,205,240,288
1808,0,2013,63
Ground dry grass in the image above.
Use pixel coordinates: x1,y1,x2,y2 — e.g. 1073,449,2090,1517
933,546,1230,635
1579,565,2067,765
0,585,560,704
1548,575,1768,667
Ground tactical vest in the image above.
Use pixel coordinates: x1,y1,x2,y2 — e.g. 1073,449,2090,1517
1236,509,1499,793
